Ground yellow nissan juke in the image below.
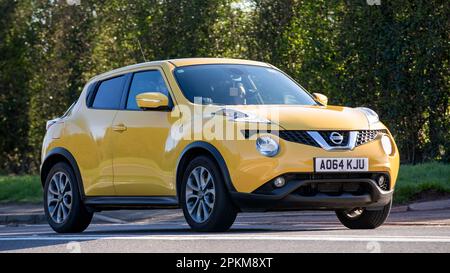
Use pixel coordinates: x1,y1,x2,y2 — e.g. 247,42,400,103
41,58,399,233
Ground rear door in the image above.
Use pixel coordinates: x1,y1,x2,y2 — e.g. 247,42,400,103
80,75,127,196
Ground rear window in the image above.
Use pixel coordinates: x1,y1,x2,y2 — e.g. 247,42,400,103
92,76,126,109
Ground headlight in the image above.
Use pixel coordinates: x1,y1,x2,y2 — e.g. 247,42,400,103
214,108,270,124
356,107,379,125
256,136,279,157
381,135,393,155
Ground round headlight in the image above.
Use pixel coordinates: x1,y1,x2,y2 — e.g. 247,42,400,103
381,135,392,155
256,136,279,157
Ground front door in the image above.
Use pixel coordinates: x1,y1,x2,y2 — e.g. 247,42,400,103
111,69,176,196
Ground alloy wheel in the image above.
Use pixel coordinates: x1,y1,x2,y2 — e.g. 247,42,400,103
185,166,216,223
47,171,73,224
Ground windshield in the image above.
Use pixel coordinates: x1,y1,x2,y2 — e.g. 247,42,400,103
174,64,317,106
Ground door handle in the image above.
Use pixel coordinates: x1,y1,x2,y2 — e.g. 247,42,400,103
112,124,127,132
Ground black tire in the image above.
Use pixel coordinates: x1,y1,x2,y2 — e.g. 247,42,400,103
44,162,93,233
335,200,392,229
180,156,238,232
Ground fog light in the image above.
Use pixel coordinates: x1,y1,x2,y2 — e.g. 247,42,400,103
377,175,389,191
273,177,286,188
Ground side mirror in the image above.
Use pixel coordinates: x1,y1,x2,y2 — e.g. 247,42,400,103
312,93,328,106
136,92,169,110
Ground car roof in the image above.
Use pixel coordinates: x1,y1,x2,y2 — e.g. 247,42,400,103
89,58,271,83
168,58,270,67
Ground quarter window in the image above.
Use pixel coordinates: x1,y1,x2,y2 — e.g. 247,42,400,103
127,71,169,110
92,76,126,109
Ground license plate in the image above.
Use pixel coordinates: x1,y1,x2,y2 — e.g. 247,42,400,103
314,158,369,172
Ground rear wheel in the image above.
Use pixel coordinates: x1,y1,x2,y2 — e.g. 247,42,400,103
335,200,392,229
180,156,237,232
44,162,93,233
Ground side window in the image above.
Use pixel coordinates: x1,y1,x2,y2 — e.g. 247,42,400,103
92,76,126,109
126,71,169,110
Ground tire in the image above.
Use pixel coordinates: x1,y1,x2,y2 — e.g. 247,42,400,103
180,155,238,232
335,200,392,229
44,162,93,233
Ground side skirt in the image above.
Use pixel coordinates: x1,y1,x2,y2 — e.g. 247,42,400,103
84,196,179,211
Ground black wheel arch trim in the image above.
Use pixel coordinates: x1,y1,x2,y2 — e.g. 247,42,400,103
176,141,237,198
41,147,86,199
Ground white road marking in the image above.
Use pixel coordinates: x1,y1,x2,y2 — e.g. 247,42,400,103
0,234,450,243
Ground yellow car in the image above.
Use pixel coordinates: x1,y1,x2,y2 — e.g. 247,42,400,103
41,58,399,233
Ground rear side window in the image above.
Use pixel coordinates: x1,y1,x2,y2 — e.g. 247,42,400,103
92,76,126,109
126,71,169,110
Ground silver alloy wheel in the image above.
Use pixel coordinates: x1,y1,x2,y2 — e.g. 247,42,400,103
47,171,73,224
344,208,364,218
185,166,216,223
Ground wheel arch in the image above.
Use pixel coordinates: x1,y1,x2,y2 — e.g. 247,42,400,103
175,142,236,199
40,147,85,198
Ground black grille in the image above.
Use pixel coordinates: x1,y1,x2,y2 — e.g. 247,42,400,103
318,131,350,146
278,131,320,147
243,130,388,148
356,130,387,147
254,172,390,194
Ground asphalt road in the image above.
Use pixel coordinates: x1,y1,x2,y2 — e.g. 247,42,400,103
1,208,449,253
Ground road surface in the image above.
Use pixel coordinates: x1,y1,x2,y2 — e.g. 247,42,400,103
1,208,449,253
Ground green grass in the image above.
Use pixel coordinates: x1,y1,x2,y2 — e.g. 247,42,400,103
0,163,449,204
0,175,42,203
394,163,450,204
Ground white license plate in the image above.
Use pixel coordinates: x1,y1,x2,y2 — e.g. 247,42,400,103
314,158,369,172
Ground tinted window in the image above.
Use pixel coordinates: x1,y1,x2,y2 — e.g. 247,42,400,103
92,76,125,109
174,64,317,106
127,71,169,110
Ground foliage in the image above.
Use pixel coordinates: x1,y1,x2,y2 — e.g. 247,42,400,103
0,0,448,173
0,0,33,173
394,162,450,204
334,0,449,164
0,175,42,203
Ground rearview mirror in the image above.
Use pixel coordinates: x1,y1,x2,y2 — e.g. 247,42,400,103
136,92,169,110
312,93,328,106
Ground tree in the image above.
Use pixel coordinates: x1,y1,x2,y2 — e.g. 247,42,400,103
0,0,33,173
27,0,98,170
335,0,449,163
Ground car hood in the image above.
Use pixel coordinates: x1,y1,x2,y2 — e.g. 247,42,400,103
228,105,370,130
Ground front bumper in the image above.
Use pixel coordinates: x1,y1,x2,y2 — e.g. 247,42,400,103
218,129,400,193
230,178,393,212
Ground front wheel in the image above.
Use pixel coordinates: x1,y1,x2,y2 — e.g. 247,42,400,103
180,156,238,232
335,200,392,229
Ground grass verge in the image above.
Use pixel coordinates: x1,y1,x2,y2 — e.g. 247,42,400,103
0,163,449,204
0,175,42,203
394,162,450,204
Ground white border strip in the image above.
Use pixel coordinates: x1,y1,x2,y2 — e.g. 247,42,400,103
1,235,450,243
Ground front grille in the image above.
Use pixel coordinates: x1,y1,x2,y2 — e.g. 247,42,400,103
289,172,376,181
295,182,370,197
254,172,391,194
244,129,388,148
278,131,320,147
356,130,387,147
318,131,350,146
